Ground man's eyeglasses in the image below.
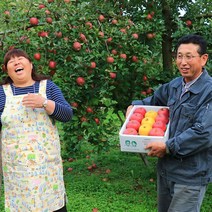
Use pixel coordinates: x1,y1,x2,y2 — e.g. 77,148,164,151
176,54,201,62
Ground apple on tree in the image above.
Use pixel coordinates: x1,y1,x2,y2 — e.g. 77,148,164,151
73,42,82,51
34,53,41,61
48,60,56,69
86,107,93,113
30,17,39,25
76,77,85,86
107,56,114,63
109,72,116,79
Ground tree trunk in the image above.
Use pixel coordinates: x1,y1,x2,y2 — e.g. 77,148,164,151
161,0,174,75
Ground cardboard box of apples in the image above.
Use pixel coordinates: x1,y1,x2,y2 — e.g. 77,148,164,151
119,105,170,153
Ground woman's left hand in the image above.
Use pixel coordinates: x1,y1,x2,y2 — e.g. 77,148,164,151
22,93,45,109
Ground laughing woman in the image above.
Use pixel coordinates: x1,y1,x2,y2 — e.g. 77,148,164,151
0,48,73,212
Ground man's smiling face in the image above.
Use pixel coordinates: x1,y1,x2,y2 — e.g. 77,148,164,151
176,43,208,83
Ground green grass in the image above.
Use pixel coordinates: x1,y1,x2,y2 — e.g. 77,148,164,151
0,147,212,211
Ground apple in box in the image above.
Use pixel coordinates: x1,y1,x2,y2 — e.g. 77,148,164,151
148,127,165,136
129,113,144,123
134,107,146,116
155,113,169,124
123,128,138,135
152,120,166,131
138,124,152,136
126,120,140,131
157,107,169,117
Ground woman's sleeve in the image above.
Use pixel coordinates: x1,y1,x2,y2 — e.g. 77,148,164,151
46,80,73,122
0,86,6,129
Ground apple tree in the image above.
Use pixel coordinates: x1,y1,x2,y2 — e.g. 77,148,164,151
0,0,211,156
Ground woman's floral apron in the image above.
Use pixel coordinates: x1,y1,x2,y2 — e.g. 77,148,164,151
1,80,65,212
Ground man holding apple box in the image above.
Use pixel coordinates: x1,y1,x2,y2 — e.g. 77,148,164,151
126,34,211,212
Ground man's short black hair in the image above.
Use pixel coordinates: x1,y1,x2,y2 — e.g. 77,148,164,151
176,34,207,55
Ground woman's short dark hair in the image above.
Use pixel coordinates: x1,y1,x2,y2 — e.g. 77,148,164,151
1,48,49,85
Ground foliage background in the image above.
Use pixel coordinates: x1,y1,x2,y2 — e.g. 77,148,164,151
0,0,211,155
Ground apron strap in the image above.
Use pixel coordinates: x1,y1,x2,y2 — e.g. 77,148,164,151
2,84,13,97
38,80,47,96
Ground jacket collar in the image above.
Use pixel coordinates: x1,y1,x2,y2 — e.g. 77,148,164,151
172,69,210,95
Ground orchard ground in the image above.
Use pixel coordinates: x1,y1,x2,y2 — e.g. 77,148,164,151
0,144,211,211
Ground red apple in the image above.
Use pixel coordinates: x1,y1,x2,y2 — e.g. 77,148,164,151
4,10,10,16
86,107,93,113
30,17,39,25
92,163,97,169
146,14,153,20
146,33,155,39
120,28,127,33
98,15,105,22
94,118,100,124
98,31,104,38
146,88,152,94
157,108,169,117
111,19,118,24
134,107,146,116
76,77,85,86
45,10,51,15
148,128,164,136
49,60,56,69
123,127,138,135
132,56,138,62
111,49,118,55
87,166,93,171
38,31,48,37
71,102,78,108
38,4,46,9
126,120,140,131
132,33,139,39
73,42,81,51
152,120,166,131
55,31,62,38
109,72,116,79
120,53,127,59
68,158,74,162
46,17,53,24
90,62,96,69
186,20,192,27
143,75,148,81
79,33,87,42
107,37,113,43
34,53,41,61
67,167,73,172
155,114,169,124
129,113,144,123
105,169,111,174
85,21,93,29
107,56,114,63
80,116,87,122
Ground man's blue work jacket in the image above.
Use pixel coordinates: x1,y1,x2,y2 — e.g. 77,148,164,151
132,69,212,185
